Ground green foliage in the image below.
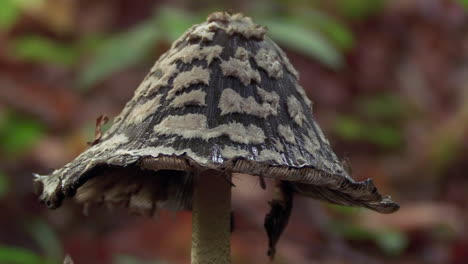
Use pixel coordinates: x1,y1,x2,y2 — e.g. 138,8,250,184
0,111,45,157
367,124,402,149
114,255,168,264
458,0,468,9
265,18,344,69
427,105,468,174
326,204,362,215
0,171,9,199
77,7,196,90
0,246,52,264
11,35,80,66
329,205,408,256
0,221,62,264
331,221,408,256
155,7,197,42
357,93,407,120
331,220,375,240
25,220,63,262
0,0,20,31
431,225,457,241
318,18,354,51
375,230,409,257
291,9,355,51
333,93,407,149
76,20,160,89
333,115,403,149
430,134,460,174
335,0,385,19
333,115,362,141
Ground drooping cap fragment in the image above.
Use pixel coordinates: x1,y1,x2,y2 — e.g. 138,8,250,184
265,181,293,259
35,12,398,217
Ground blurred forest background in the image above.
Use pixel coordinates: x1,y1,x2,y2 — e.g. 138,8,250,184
1,0,468,263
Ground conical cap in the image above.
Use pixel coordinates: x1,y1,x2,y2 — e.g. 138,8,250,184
35,12,398,214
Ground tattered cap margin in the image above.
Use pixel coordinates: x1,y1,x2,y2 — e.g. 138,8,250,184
35,148,399,214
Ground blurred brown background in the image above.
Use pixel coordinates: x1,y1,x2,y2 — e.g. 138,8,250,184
1,0,467,263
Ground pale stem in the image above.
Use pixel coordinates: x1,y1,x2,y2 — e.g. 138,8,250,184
191,170,232,264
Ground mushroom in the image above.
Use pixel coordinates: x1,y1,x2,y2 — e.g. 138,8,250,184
34,12,399,263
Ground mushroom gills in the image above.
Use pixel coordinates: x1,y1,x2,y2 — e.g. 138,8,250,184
74,166,194,216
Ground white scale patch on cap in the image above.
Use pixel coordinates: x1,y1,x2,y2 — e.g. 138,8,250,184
271,41,299,79
234,47,250,61
169,66,210,99
287,96,306,126
271,138,285,152
220,58,261,86
93,134,129,152
169,90,207,108
305,123,342,173
278,124,296,144
145,63,179,97
131,52,174,99
257,87,280,111
187,12,267,42
153,113,266,144
127,94,163,124
220,145,250,159
133,74,153,99
257,148,284,164
175,44,223,65
223,13,267,39
302,127,340,173
313,120,331,146
295,83,313,108
254,48,283,79
218,88,278,118
140,45,191,97
188,22,217,41
303,129,320,155
220,46,260,86
72,133,129,173
142,44,219,98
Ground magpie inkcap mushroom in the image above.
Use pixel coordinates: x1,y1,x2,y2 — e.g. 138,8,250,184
34,12,399,263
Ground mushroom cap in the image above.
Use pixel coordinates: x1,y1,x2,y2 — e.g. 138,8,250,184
35,12,398,214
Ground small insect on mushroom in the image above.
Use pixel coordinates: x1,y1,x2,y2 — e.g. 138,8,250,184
34,12,399,264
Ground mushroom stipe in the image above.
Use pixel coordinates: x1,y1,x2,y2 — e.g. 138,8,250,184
34,12,399,263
